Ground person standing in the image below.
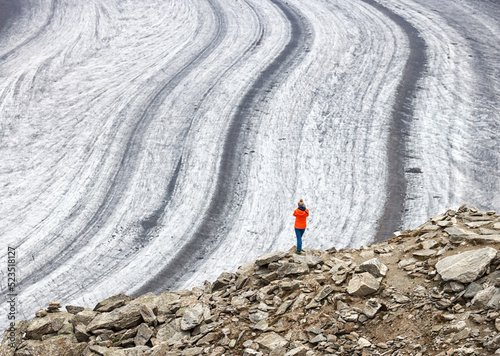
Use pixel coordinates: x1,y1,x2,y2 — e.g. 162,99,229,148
293,199,309,254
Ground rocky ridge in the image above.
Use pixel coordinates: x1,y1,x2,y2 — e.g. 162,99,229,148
3,205,500,355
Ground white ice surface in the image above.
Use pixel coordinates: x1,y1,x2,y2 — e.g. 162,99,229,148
0,0,498,329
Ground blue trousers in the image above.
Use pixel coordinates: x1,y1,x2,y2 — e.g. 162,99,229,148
295,228,305,251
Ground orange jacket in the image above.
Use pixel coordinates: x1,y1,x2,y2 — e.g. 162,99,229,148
293,208,309,229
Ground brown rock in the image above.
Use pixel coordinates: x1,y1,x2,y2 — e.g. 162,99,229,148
134,323,153,346
65,306,85,315
93,293,133,313
86,304,143,332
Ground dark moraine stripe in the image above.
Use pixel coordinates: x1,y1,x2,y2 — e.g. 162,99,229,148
360,0,427,242
134,0,311,295
0,0,20,36
0,0,56,61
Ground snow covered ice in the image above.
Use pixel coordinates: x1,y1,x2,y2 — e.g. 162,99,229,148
0,0,498,327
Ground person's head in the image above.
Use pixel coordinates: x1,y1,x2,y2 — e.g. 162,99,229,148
298,199,305,207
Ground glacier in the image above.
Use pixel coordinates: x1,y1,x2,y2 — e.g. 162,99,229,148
0,0,498,328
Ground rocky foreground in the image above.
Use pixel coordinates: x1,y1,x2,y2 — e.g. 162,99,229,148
3,205,500,356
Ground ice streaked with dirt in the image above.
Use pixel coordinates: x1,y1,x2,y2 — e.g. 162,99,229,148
0,0,498,327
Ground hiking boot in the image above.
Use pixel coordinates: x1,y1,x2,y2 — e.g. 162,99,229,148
295,250,301,255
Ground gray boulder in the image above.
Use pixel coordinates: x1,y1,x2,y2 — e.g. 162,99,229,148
359,258,388,277
347,272,381,296
180,304,205,331
93,293,133,312
86,304,143,332
156,318,190,345
256,251,287,266
444,227,473,241
435,247,497,283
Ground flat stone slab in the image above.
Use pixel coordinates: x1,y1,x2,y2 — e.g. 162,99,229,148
436,247,497,283
255,332,288,351
463,235,500,244
413,249,438,259
444,227,473,241
277,262,309,277
256,251,287,266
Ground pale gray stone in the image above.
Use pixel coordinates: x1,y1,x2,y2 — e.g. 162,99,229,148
444,227,472,241
180,304,205,331
284,347,308,356
276,300,294,315
255,332,288,351
359,258,388,277
293,255,323,267
421,240,439,250
435,247,497,283
466,221,492,228
463,235,500,244
347,272,380,296
249,310,269,324
471,286,496,308
140,305,156,325
398,258,417,269
277,262,309,277
487,289,500,310
358,337,372,348
480,228,498,235
437,220,453,227
134,323,153,346
256,251,287,266
412,249,437,259
156,319,190,345
243,349,264,356
363,298,382,318
231,296,249,310
156,292,181,315
72,309,97,327
253,320,269,331
314,285,334,301
182,347,204,356
310,334,326,343
128,293,159,312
